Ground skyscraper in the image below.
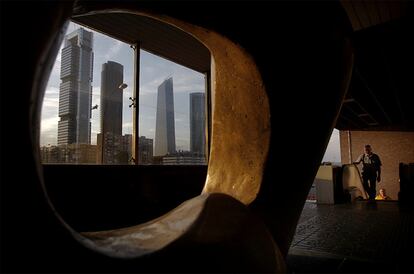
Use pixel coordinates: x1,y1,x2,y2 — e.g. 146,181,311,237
99,61,124,164
190,92,206,156
100,61,123,137
57,28,93,145
154,77,176,156
138,136,154,164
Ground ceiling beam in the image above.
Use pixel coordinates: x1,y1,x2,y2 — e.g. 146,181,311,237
379,47,406,127
354,67,393,124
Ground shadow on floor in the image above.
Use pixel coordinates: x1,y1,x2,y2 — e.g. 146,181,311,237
287,201,414,273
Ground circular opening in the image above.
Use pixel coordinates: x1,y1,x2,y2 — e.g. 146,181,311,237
36,9,270,258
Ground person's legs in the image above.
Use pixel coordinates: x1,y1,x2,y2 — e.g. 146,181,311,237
362,175,370,199
369,176,377,200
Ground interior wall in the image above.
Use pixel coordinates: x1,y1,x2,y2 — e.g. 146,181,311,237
339,130,414,199
43,165,206,232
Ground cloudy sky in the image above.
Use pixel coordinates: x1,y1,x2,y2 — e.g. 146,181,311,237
40,21,340,162
41,22,205,151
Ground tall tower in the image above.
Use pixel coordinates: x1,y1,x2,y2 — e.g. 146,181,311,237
190,92,206,156
57,28,93,145
100,61,123,137
154,77,176,156
98,61,124,164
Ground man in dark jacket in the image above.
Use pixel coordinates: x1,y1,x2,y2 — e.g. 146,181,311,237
354,144,382,200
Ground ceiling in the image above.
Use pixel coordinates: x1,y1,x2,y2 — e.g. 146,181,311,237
341,0,408,31
72,12,211,74
336,1,414,131
72,3,413,132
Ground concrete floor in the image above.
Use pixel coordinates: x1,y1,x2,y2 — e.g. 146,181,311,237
287,201,414,273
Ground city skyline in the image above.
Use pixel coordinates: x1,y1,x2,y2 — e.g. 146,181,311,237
41,22,205,152
40,22,341,163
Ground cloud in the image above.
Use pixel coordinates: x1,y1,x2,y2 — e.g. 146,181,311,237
139,74,204,97
45,86,59,94
92,86,101,94
139,115,155,121
172,73,205,94
40,86,60,145
140,49,205,96
140,76,166,95
122,122,133,132
104,40,123,60
42,97,59,109
40,133,57,146
40,116,59,134
48,44,63,82
40,22,206,150
41,92,59,115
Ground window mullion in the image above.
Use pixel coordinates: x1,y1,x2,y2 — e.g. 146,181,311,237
132,42,140,165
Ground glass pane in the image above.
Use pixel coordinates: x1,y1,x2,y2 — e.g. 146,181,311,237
40,22,133,164
139,50,207,165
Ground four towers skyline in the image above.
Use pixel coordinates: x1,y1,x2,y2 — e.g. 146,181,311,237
57,28,206,162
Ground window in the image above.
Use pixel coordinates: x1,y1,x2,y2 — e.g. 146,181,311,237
138,50,207,165
40,21,208,165
41,23,133,164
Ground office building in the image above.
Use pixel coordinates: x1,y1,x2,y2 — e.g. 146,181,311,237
190,92,206,156
99,61,124,163
97,133,131,164
154,77,176,156
57,28,94,145
138,136,154,164
100,61,123,137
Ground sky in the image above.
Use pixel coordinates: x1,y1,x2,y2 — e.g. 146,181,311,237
40,22,205,151
40,21,341,162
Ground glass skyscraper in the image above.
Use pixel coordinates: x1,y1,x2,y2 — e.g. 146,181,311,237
57,28,93,145
99,61,124,164
100,61,123,137
154,77,176,156
190,92,206,156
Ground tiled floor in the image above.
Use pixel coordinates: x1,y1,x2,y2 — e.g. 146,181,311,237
287,201,414,273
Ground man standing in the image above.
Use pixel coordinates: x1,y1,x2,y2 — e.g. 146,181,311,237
354,144,382,200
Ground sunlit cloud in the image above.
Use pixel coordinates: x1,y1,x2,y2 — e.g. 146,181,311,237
40,87,59,142
45,86,59,94
122,122,133,131
42,97,59,108
40,116,59,145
